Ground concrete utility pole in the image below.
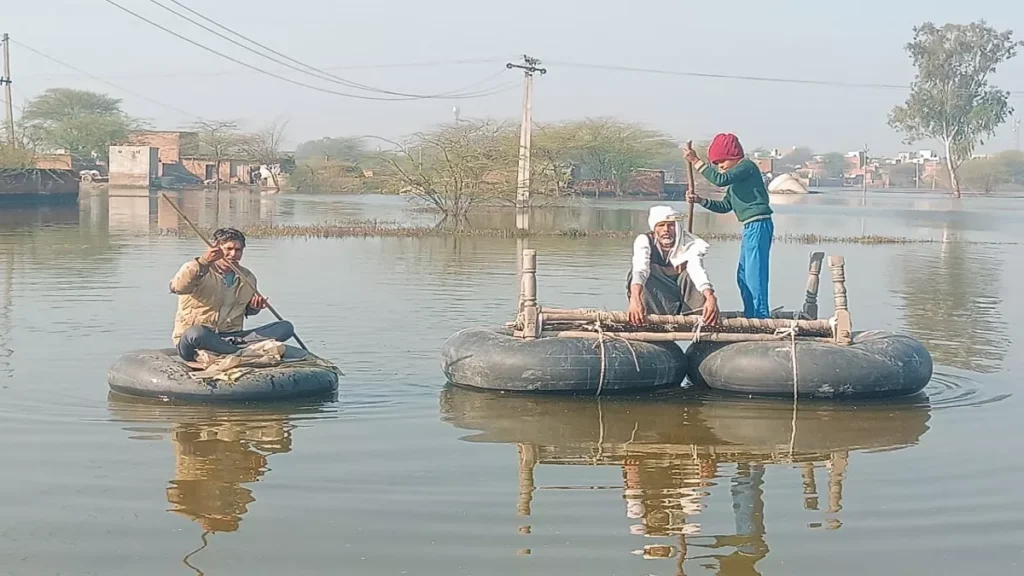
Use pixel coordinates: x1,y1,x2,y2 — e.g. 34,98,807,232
1014,117,1020,151
507,55,546,230
861,144,869,197
2,34,14,146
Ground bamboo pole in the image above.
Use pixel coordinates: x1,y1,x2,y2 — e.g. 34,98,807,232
160,193,309,351
684,140,696,232
546,330,833,343
802,251,825,320
828,256,852,345
539,309,832,334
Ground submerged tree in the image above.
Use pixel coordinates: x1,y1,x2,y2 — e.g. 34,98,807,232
21,87,144,164
372,120,521,227
888,21,1023,197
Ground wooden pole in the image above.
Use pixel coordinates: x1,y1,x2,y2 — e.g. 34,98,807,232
828,256,852,345
802,251,825,319
160,193,309,352
539,307,794,321
518,248,540,340
684,140,696,233
539,309,832,334
546,330,833,343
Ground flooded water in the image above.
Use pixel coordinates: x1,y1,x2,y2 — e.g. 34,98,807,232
0,188,1021,575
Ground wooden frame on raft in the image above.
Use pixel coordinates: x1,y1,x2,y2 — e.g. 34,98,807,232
513,249,855,345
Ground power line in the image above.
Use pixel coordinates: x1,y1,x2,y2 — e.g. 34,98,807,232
16,57,511,80
152,0,510,99
547,60,1024,96
99,0,517,102
10,39,204,120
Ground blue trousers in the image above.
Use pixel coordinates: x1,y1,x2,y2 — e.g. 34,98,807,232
737,218,773,318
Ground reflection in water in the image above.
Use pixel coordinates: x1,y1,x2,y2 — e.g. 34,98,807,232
896,236,1009,373
439,385,931,575
106,396,330,574
0,249,12,379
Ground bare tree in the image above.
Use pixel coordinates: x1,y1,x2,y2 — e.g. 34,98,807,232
238,120,289,188
184,120,242,191
373,120,520,227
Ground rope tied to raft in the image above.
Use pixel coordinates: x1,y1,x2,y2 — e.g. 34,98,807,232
589,319,640,397
773,319,800,458
691,317,706,343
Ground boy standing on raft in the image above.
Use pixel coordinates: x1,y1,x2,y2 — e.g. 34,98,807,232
683,133,775,319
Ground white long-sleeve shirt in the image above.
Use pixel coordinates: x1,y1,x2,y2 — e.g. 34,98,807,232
630,231,713,293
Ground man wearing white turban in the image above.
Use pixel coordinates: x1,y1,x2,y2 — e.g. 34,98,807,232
625,205,719,325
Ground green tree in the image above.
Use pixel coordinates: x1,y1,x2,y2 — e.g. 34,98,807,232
994,149,1024,185
821,152,846,178
21,88,144,165
958,157,1007,192
294,136,372,164
888,21,1023,197
534,118,678,196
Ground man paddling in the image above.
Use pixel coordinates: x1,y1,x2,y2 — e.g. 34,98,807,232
626,206,720,326
169,227,295,362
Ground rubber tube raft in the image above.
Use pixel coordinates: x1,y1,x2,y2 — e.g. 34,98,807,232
441,327,688,393
108,345,340,402
686,330,932,399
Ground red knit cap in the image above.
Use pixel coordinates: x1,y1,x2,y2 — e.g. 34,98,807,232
707,133,745,165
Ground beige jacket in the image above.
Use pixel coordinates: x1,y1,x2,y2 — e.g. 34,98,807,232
169,257,258,345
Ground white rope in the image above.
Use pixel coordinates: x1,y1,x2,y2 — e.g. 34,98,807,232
691,316,706,343
588,320,640,398
773,319,800,458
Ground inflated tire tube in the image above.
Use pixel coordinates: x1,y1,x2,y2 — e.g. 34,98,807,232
108,346,340,402
441,327,688,393
686,330,933,399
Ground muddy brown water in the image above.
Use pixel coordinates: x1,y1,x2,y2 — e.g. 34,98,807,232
0,188,1020,575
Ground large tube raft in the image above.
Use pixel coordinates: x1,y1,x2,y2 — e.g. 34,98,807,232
108,345,340,402
441,327,688,393
686,330,933,399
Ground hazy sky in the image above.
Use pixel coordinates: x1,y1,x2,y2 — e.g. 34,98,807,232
7,0,1024,154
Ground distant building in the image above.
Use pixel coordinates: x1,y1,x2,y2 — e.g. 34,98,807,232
126,130,253,185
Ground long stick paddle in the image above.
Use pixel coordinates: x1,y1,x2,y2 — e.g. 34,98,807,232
160,192,309,352
684,140,696,233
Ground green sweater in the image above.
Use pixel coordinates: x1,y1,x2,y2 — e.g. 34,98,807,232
695,158,773,224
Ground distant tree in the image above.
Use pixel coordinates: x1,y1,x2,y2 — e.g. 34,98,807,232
372,120,520,226
994,149,1024,185
888,21,1023,197
21,87,145,165
238,120,289,187
887,163,920,188
958,157,1008,193
294,136,372,165
0,145,35,169
535,118,679,196
821,152,847,178
184,120,243,191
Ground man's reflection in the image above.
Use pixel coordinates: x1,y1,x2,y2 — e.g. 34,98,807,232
166,417,294,533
